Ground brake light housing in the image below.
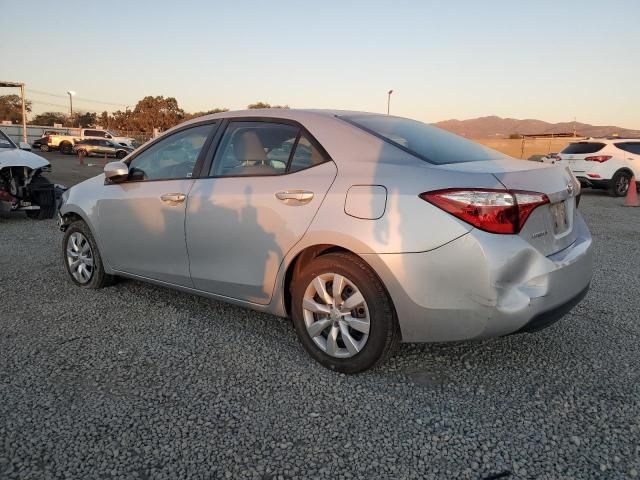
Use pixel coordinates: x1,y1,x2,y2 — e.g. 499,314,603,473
420,189,550,234
585,155,611,163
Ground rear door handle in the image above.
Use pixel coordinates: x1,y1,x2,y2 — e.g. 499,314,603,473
160,193,186,205
275,190,314,205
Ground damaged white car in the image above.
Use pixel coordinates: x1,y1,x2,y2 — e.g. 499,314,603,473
0,130,57,219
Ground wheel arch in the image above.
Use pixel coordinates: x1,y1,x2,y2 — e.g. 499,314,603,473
282,243,400,338
60,206,115,274
614,167,634,178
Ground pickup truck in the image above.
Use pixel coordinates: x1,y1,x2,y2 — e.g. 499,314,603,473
49,128,135,154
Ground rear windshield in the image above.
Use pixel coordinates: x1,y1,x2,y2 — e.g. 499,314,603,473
340,114,506,165
561,142,605,154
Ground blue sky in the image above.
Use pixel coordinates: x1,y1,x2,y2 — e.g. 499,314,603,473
2,0,639,127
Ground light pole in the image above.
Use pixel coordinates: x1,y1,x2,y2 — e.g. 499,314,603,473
387,89,393,115
67,90,75,127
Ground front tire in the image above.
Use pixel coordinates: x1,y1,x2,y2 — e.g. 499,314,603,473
62,220,115,288
609,170,631,197
291,252,398,373
25,176,56,220
39,144,50,152
116,150,127,159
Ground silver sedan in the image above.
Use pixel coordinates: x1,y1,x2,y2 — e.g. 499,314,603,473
58,110,593,373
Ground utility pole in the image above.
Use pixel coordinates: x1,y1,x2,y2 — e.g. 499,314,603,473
67,91,75,127
387,90,393,115
20,83,26,143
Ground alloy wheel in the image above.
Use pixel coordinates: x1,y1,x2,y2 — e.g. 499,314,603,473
617,175,630,196
66,232,94,284
302,272,370,358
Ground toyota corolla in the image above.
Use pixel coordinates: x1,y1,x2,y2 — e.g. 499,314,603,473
58,110,593,373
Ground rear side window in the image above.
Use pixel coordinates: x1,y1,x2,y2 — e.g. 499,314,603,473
340,114,506,164
561,142,605,154
289,134,329,172
209,121,329,177
615,142,640,155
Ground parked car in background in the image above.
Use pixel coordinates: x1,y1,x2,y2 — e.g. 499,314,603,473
58,109,592,373
49,128,136,154
557,139,640,196
32,133,57,152
540,152,561,164
72,139,134,159
0,130,56,219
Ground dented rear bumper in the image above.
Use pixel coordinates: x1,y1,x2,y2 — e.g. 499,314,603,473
363,212,593,343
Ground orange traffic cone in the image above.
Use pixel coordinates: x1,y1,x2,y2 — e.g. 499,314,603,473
624,176,639,207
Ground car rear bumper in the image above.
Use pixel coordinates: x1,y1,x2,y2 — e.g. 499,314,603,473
363,212,593,343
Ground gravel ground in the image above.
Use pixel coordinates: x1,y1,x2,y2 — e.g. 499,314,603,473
1,191,639,480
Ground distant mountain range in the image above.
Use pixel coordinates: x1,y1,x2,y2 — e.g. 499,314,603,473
433,116,640,139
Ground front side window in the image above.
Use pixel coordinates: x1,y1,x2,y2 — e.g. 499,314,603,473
210,122,299,176
128,123,214,181
341,114,507,165
615,142,640,155
86,130,105,138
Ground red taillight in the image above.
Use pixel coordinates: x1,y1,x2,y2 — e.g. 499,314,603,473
420,189,549,234
585,155,611,163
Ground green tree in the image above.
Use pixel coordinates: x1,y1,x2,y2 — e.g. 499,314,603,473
186,107,229,119
247,102,289,109
76,111,98,128
0,95,32,123
131,96,185,132
29,111,68,126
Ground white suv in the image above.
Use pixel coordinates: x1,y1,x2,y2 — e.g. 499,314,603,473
557,139,640,196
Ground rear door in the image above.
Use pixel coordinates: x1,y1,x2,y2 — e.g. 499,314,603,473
558,141,607,174
186,119,337,304
614,142,640,177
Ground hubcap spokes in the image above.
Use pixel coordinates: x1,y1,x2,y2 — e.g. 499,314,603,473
66,232,94,284
302,273,370,359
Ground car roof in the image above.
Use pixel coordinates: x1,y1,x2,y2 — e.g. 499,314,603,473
176,108,385,130
576,138,640,144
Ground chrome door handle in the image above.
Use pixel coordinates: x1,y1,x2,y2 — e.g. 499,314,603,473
160,193,186,204
275,190,314,205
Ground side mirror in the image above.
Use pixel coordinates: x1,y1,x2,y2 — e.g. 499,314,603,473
104,161,129,183
19,142,32,151
106,134,113,139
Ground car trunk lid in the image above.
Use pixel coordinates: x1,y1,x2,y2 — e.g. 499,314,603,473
434,159,580,256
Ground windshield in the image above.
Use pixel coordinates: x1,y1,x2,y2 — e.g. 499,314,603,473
341,114,507,165
0,130,17,148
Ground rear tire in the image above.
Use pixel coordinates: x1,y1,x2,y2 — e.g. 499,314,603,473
291,252,399,374
25,175,56,220
39,144,50,152
609,170,631,197
62,220,115,288
116,150,127,159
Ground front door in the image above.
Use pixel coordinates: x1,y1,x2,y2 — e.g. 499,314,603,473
186,120,337,304
97,123,217,287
